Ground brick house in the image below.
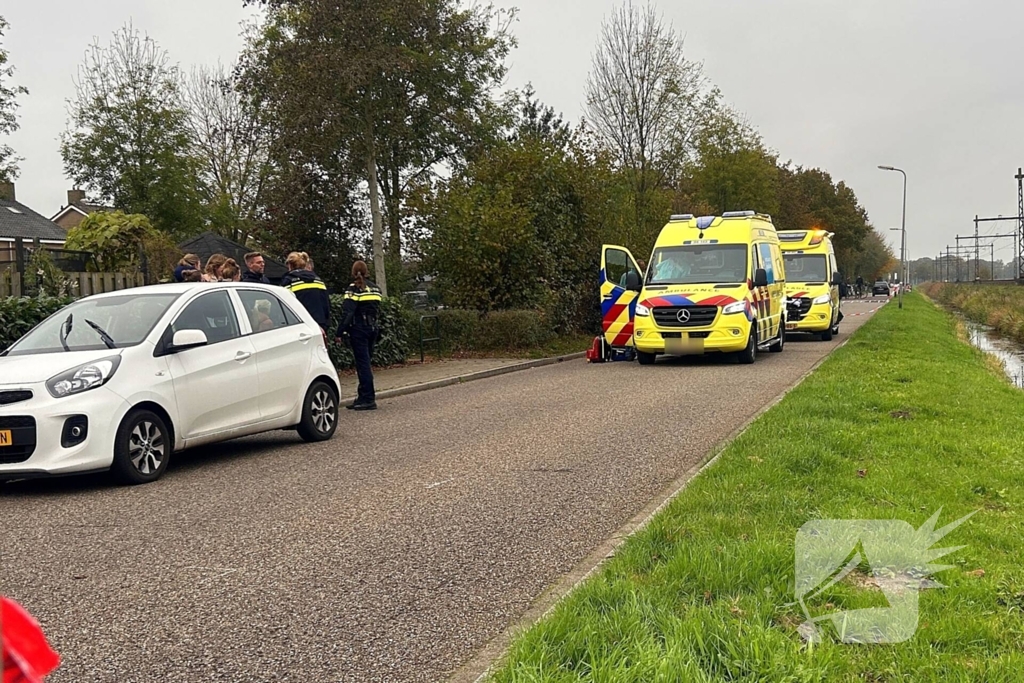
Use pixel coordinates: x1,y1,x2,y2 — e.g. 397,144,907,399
50,189,111,231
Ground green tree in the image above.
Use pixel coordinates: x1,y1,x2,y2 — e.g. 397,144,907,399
241,0,515,296
61,24,203,238
682,109,779,217
419,95,628,332
0,15,27,181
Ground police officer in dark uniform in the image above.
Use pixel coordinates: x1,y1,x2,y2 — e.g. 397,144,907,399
335,261,383,411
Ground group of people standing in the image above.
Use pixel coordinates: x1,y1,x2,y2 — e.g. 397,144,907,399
172,250,383,412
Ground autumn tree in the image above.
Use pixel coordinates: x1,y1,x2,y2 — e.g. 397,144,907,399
240,0,514,296
0,16,27,182
682,109,779,217
61,24,203,238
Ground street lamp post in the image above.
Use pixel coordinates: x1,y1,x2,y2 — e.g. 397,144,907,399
879,166,907,309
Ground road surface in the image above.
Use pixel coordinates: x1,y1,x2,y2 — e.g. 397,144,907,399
0,300,883,682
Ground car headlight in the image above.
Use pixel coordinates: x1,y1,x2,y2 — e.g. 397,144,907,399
635,303,651,317
812,294,832,305
47,356,122,398
722,301,748,316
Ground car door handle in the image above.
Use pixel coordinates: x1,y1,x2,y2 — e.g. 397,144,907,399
235,350,252,362
298,332,314,343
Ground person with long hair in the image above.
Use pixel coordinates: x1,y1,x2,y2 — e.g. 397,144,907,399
219,259,241,282
335,260,382,411
281,251,331,331
203,253,228,282
174,254,201,282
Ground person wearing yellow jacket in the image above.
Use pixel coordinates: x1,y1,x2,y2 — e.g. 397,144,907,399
335,261,383,411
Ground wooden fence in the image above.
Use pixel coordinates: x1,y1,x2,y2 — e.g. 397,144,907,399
0,268,146,299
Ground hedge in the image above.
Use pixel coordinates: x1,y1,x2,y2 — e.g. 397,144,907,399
403,308,555,355
0,296,75,351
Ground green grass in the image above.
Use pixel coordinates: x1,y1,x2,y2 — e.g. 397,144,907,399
491,294,1024,682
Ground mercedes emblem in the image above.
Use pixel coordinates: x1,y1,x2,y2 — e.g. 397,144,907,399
676,309,691,324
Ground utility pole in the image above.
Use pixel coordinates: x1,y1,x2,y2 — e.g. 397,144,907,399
1017,168,1024,281
975,215,981,281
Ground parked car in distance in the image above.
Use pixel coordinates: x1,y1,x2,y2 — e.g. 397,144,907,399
0,283,341,485
872,281,891,296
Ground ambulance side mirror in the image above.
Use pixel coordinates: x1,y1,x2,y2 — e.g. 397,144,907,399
831,274,842,286
624,271,642,292
753,269,769,289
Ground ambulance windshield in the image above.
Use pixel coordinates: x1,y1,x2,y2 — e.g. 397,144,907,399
783,254,829,283
647,245,748,285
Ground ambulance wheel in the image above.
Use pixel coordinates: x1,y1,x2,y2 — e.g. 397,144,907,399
637,351,657,366
770,318,786,353
737,327,757,365
821,321,834,341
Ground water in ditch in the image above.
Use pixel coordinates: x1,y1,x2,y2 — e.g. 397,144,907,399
965,321,1024,389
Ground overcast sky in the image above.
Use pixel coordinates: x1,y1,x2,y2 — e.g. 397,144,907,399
5,1,1024,262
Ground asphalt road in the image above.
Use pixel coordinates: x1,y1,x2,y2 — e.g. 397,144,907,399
0,300,883,683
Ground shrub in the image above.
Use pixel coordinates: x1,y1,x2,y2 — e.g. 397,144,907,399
0,296,75,351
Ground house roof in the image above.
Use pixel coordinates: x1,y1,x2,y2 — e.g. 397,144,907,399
0,198,69,241
50,201,112,223
177,231,289,279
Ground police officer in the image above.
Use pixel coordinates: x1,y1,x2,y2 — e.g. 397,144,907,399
281,251,331,331
335,261,382,411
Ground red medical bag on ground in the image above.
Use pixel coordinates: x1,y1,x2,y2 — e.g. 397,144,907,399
2,598,60,683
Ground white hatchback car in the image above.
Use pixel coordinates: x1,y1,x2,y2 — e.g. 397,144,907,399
0,283,340,485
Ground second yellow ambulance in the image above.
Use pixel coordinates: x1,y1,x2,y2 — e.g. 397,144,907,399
778,229,841,341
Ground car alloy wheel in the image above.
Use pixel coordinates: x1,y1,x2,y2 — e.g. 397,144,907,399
129,420,166,476
311,387,336,435
298,380,339,443
112,409,172,485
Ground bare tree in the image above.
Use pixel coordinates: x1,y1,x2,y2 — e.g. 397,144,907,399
585,1,711,230
182,63,269,245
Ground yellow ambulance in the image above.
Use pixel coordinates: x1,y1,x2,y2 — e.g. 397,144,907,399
778,229,841,340
600,211,787,365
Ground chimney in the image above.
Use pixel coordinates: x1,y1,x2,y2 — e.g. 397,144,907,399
67,188,86,206
0,181,14,202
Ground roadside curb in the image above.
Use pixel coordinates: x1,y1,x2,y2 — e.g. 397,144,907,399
341,352,587,407
447,333,867,683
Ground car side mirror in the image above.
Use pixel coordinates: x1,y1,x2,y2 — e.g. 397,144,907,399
170,329,208,352
624,270,642,292
753,268,769,289
831,274,842,286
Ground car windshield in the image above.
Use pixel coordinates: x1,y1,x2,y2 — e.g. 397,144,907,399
647,245,748,285
783,254,828,283
4,292,181,356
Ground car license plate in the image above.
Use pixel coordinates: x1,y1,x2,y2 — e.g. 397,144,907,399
0,430,12,446
665,337,704,355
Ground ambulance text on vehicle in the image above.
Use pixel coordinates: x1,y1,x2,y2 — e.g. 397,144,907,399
600,211,787,365
778,229,842,341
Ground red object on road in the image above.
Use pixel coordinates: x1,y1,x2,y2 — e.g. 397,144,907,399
2,598,59,683
586,336,606,363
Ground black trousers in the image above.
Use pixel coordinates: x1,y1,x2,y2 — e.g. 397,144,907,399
351,326,377,405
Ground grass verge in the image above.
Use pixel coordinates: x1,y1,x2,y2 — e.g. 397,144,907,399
491,293,1024,682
